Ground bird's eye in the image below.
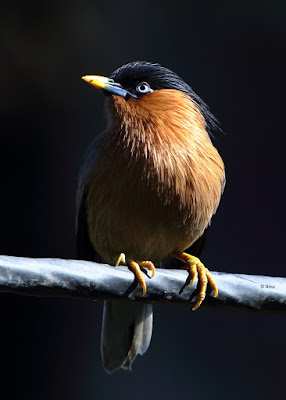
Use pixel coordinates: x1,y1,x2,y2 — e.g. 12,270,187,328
136,82,151,94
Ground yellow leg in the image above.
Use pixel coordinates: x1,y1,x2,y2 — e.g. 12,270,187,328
115,253,156,295
173,252,218,310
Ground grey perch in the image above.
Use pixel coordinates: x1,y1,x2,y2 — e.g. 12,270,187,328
0,255,285,312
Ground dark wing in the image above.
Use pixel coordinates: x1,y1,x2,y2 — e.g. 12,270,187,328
76,138,101,262
186,226,209,257
76,188,101,261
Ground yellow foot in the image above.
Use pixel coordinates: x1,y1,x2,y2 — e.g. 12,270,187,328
115,253,156,296
173,252,218,310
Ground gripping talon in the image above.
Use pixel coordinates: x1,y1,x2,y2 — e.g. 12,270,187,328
128,261,147,295
173,251,218,310
192,263,207,310
205,268,218,297
115,255,156,295
138,261,156,278
188,263,198,286
115,252,126,266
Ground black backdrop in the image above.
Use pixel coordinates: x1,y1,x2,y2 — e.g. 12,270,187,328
1,1,286,399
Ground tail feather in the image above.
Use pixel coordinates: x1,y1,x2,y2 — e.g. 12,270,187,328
101,301,153,373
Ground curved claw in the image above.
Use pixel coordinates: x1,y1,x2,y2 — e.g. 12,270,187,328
173,252,218,310
115,254,156,295
115,253,126,266
128,261,147,295
138,261,156,278
188,263,198,287
205,267,219,297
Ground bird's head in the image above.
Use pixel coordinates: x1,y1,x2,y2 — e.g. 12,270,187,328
82,61,218,136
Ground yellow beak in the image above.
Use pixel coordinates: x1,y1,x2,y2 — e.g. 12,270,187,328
81,75,111,90
81,75,137,98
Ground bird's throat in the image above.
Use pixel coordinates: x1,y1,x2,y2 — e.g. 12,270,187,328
106,90,219,191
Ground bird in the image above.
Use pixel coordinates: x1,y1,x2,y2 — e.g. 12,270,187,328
77,61,225,373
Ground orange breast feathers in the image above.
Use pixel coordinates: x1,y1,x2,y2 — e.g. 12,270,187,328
86,89,225,265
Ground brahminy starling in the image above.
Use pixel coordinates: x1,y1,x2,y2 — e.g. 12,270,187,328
77,61,225,373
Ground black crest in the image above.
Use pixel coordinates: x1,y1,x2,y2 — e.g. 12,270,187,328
110,61,219,132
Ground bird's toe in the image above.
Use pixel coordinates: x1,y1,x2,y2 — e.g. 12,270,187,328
173,252,218,310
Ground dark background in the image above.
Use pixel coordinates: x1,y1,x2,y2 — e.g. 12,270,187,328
1,1,285,399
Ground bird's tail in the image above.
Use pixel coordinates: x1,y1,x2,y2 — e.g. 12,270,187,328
101,301,153,373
